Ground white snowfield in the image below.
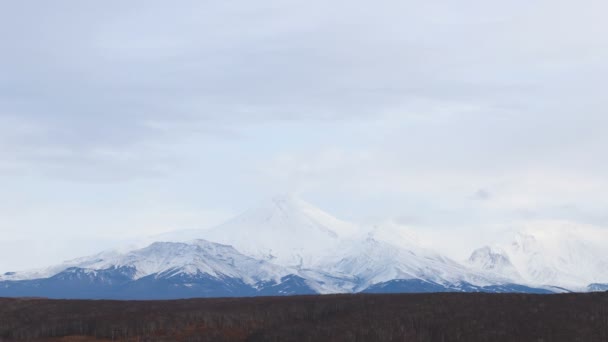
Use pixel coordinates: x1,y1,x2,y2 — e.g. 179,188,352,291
2,196,607,293
467,223,608,291
197,195,364,268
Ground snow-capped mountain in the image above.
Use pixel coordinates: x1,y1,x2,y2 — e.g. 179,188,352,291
468,246,522,281
159,195,363,268
467,223,608,291
74,239,290,283
0,239,317,299
0,197,587,299
152,196,532,292
315,229,534,294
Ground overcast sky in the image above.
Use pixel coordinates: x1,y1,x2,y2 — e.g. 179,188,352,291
1,0,607,271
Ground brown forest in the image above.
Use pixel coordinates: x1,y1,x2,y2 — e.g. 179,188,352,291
1,293,607,342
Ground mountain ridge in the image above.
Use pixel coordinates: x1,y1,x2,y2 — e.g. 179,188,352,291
1,196,601,298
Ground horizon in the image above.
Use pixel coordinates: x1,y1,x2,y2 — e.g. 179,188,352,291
2,1,608,273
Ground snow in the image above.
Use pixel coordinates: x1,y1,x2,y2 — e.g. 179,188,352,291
3,198,606,293
467,222,608,290
168,194,364,269
0,240,292,285
317,233,511,292
468,246,523,281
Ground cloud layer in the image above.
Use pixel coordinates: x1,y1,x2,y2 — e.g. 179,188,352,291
1,0,607,270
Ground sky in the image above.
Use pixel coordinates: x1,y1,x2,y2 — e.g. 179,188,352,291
1,0,608,272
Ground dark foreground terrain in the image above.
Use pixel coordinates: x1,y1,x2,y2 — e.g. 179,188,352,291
1,293,607,342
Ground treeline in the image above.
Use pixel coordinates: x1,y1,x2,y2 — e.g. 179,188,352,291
1,292,608,341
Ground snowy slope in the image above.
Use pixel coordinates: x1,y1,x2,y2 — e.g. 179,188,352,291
317,231,512,292
0,249,124,282
92,239,292,285
468,223,608,290
170,195,363,269
0,240,289,284
468,246,523,281
0,239,325,299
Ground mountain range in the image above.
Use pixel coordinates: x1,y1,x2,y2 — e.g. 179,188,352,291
1,195,606,299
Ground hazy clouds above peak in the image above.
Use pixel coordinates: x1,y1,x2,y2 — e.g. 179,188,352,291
1,0,607,270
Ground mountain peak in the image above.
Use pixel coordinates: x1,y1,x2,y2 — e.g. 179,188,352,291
263,194,313,220
197,195,360,267
270,193,303,205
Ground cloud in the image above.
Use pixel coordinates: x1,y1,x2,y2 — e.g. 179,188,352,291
1,0,608,269
473,189,492,201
